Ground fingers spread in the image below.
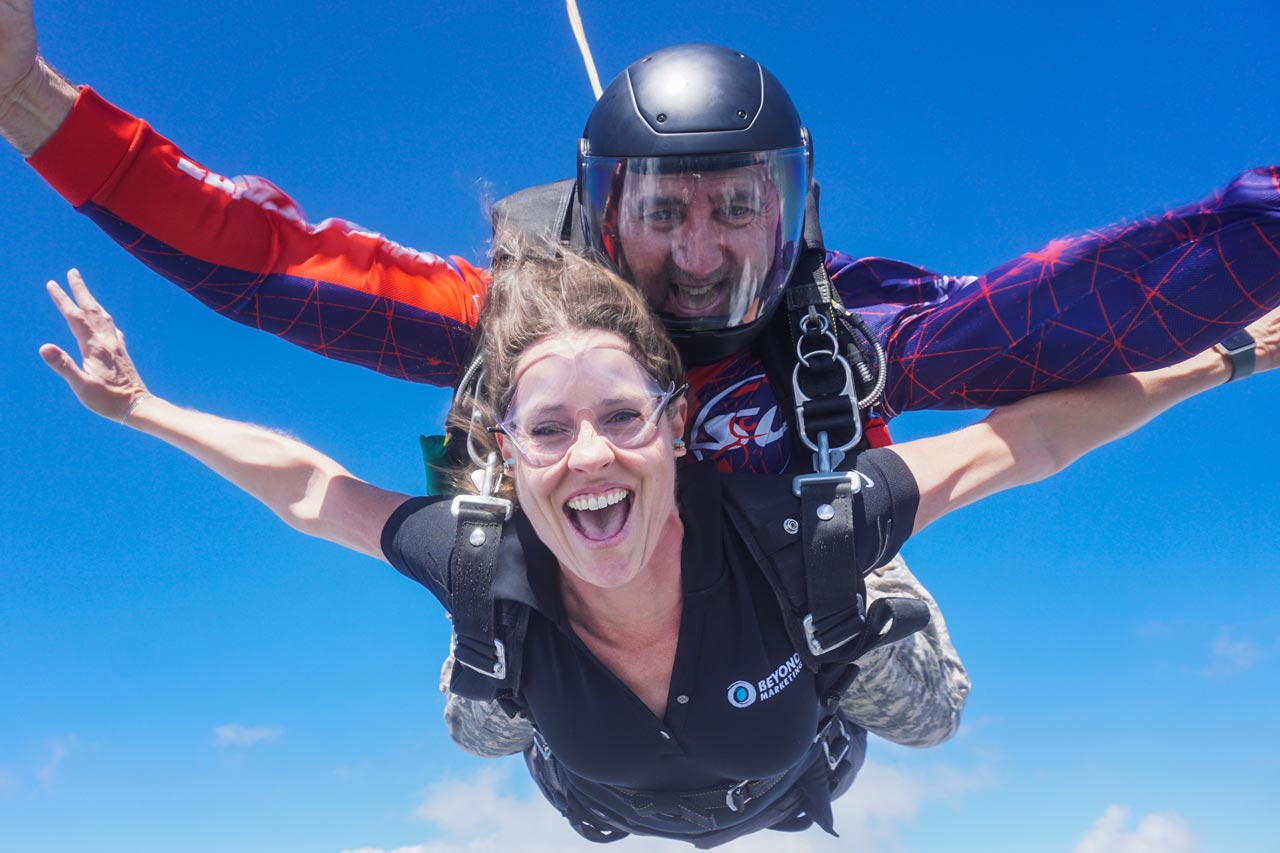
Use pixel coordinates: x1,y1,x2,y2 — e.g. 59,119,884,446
46,279,80,318
46,279,94,354
65,268,100,311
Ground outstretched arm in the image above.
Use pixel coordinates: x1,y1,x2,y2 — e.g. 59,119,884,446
838,166,1280,418
5,0,489,387
40,270,409,560
893,307,1280,534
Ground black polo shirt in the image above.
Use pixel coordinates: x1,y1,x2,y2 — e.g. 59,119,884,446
382,451,917,816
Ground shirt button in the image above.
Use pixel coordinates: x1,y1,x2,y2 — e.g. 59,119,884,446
659,730,671,740
676,695,690,704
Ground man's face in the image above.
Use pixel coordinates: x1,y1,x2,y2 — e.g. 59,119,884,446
615,164,780,321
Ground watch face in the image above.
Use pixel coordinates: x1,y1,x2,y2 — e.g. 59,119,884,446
1218,329,1256,354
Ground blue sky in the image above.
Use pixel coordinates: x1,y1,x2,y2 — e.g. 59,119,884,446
1,1,1277,851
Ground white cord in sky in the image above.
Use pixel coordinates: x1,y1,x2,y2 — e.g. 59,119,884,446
565,0,604,100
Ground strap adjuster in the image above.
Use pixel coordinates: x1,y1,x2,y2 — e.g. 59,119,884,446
533,728,553,760
452,633,507,680
816,715,851,771
725,779,752,812
802,599,864,656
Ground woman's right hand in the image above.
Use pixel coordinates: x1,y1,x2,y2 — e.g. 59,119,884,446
40,269,152,423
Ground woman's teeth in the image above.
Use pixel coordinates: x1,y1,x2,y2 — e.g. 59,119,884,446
566,488,630,512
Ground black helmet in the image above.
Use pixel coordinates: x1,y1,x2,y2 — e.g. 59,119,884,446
578,44,812,365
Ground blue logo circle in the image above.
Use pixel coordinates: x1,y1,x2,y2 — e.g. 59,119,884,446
727,681,757,708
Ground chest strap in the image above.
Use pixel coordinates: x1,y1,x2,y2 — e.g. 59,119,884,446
595,714,856,833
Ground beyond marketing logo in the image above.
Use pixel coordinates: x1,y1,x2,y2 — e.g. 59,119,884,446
726,653,805,709
726,681,758,708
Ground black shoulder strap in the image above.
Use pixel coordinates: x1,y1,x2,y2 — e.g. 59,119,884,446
446,495,529,711
721,473,930,675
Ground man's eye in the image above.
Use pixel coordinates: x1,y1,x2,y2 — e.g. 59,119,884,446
717,201,759,225
641,207,682,226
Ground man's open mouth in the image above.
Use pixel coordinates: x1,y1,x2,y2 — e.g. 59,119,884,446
565,488,633,542
669,280,727,315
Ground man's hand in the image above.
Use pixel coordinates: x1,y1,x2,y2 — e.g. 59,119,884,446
0,0,37,99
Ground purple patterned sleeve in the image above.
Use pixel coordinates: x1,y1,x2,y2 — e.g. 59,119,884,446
833,167,1280,416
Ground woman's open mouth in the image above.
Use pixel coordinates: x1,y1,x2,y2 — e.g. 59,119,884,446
564,488,633,543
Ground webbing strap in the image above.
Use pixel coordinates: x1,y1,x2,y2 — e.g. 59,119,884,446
448,498,512,691
854,596,932,658
610,774,787,831
797,475,864,657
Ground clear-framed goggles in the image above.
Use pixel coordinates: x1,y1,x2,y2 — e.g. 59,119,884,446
578,147,810,334
491,374,686,469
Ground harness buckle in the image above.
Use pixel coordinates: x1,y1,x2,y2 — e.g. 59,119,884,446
791,358,863,471
790,468,865,498
816,715,851,771
533,728,553,760
725,779,752,813
802,601,864,657
450,493,514,521
452,633,507,681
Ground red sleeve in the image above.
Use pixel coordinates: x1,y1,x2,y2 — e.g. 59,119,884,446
28,87,490,385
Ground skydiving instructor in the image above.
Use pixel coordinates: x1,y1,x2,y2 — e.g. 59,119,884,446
4,0,1280,761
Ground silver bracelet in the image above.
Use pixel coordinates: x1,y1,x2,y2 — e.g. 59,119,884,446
120,393,154,425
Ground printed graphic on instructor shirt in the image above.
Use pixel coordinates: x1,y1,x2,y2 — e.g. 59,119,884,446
689,374,787,462
726,653,804,708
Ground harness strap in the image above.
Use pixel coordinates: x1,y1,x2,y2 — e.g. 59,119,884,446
447,496,514,697
595,714,856,835
608,774,789,831
795,472,865,657
847,595,932,661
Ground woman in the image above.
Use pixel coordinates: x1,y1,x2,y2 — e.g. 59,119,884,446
39,249,1278,846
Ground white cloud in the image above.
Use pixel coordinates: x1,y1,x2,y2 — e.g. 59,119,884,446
341,757,990,853
212,724,283,748
1137,620,1267,676
1073,805,1195,853
37,734,78,788
334,763,369,781
0,767,17,797
1203,632,1261,675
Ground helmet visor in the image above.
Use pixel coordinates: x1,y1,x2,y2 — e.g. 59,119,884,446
580,147,809,335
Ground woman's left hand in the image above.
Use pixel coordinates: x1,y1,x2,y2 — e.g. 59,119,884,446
40,269,150,422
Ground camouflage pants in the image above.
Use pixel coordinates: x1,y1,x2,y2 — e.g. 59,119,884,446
439,554,969,756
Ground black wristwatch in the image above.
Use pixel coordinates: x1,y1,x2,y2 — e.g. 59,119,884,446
1215,329,1257,383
